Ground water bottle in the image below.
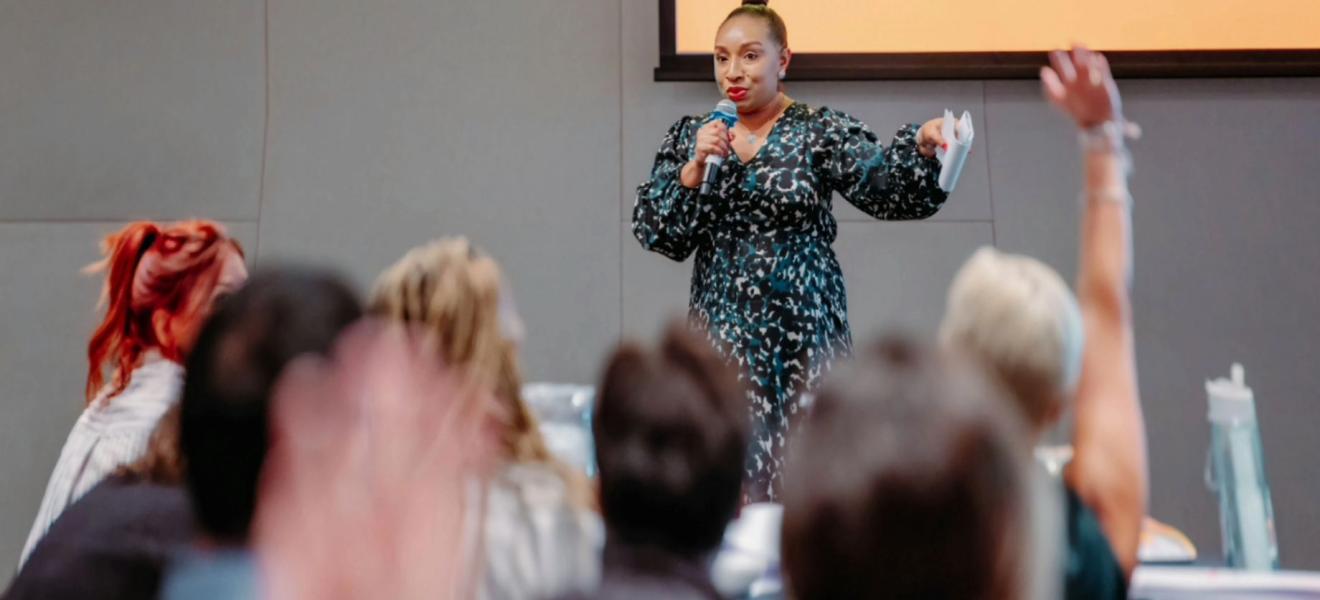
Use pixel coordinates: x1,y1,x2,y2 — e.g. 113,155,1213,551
1205,363,1279,570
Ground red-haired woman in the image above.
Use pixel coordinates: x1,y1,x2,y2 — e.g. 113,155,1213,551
18,220,247,567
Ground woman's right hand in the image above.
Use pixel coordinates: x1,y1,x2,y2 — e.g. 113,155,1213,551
682,120,734,188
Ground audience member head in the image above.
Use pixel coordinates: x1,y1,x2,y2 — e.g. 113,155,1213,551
85,220,247,403
781,337,1033,600
940,246,1084,433
180,268,362,544
594,320,747,559
369,238,561,471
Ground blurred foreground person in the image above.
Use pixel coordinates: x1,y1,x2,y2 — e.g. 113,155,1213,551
562,320,746,600
781,338,1035,600
158,268,361,599
5,407,190,600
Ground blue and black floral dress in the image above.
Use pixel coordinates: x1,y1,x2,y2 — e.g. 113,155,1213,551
633,102,948,500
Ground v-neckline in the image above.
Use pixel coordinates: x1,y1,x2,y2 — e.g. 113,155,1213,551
732,101,796,165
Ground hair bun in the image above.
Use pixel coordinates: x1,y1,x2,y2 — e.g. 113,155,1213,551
742,0,769,5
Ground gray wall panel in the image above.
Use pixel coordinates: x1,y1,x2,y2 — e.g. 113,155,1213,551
258,0,622,384
0,0,264,221
620,222,695,341
833,221,995,342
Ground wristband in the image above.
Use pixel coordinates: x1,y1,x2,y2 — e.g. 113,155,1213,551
1081,188,1132,208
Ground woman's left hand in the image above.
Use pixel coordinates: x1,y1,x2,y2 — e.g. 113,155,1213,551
916,118,945,158
1041,46,1121,130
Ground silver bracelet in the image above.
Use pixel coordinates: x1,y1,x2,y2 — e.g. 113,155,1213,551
1078,120,1141,152
1079,120,1140,176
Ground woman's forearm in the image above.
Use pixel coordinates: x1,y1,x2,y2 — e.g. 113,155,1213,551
1077,146,1132,312
680,159,703,189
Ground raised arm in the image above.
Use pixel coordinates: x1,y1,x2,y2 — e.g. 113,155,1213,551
1044,46,1148,578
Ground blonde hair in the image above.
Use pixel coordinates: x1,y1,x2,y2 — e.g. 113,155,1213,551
939,247,1084,430
369,238,591,507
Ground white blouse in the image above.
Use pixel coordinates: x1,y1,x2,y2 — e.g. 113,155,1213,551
477,462,603,600
18,353,184,567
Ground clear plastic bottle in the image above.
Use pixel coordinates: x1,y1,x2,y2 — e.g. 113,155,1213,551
523,383,596,478
1205,363,1279,570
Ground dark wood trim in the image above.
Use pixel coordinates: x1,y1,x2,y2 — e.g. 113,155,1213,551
658,0,676,58
655,50,1320,81
656,2,1320,80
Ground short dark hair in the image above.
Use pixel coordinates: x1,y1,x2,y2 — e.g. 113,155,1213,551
722,0,789,50
180,267,361,542
782,337,1030,600
593,320,747,557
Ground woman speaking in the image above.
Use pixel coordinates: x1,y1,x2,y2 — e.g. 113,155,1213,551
633,0,952,500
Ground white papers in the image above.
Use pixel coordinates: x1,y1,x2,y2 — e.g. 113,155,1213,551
935,109,974,193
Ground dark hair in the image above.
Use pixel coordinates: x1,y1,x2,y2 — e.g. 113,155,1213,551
593,320,747,557
722,0,788,49
180,268,362,542
781,337,1030,600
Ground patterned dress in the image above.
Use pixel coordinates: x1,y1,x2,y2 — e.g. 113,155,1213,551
633,102,947,500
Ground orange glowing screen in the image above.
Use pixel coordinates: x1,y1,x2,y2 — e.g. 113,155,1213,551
677,0,1320,54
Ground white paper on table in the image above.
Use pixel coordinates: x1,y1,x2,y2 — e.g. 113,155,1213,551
935,109,974,193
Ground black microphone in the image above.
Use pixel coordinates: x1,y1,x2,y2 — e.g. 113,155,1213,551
700,100,739,197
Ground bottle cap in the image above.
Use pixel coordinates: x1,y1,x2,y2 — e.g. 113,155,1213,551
1207,363,1255,423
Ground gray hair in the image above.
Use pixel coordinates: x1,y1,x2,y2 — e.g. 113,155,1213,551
939,246,1084,430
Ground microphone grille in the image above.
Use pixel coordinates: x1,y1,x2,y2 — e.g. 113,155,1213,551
714,99,738,117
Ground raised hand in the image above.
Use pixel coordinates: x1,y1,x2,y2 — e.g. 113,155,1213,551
254,320,494,600
1041,46,1122,129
